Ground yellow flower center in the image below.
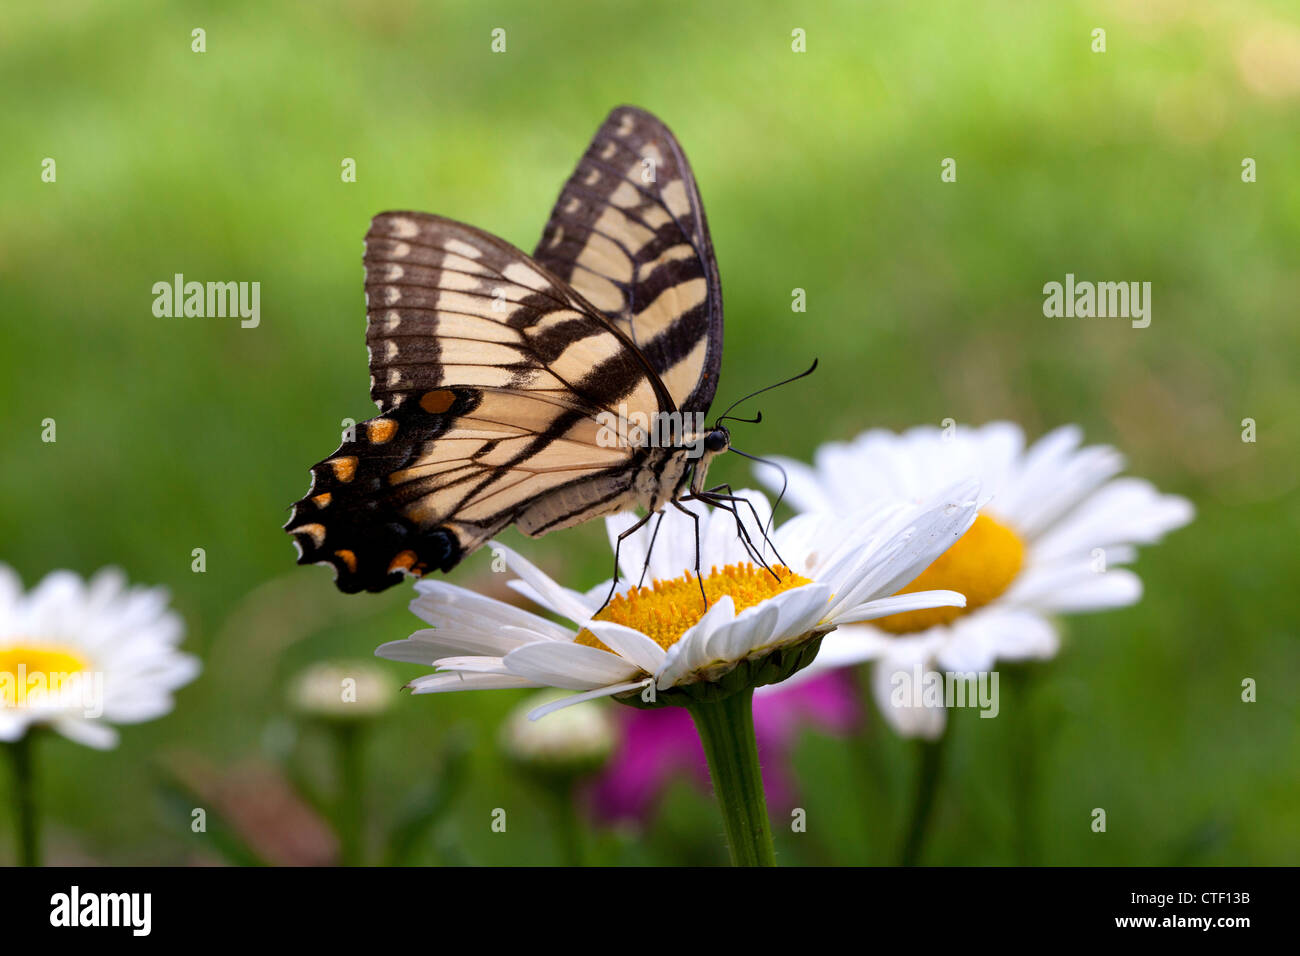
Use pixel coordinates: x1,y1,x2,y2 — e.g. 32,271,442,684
576,563,811,653
0,644,91,707
873,513,1025,634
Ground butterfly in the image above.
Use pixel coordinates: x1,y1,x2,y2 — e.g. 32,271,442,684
285,106,756,594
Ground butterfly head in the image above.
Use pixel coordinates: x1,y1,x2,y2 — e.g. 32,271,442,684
681,424,730,498
702,425,730,456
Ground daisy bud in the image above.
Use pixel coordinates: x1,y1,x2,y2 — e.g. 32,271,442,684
290,660,398,721
499,690,616,775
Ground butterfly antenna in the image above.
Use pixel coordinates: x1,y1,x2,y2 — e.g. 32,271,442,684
713,359,818,426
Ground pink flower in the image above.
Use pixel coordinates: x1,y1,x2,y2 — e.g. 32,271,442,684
587,671,861,824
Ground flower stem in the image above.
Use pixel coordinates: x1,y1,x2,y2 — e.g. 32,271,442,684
332,723,366,866
687,688,776,867
544,778,586,867
899,732,947,866
5,734,41,867
1007,668,1038,865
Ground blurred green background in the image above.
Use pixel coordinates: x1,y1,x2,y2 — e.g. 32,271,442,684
1,0,1297,865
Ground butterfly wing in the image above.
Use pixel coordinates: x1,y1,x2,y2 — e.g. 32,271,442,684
286,212,674,593
533,106,723,416
363,212,671,415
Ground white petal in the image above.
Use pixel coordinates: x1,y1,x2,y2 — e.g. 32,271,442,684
1015,445,1125,540
580,621,666,675
51,717,119,750
430,656,514,674
490,542,593,623
814,626,896,668
701,583,834,667
836,589,966,625
503,641,641,690
0,564,24,621
506,579,603,623
526,679,654,720
657,594,736,690
0,711,33,742
1021,568,1142,613
936,610,1059,670
825,480,980,616
871,653,947,740
408,672,542,694
410,579,572,642
704,595,782,665
753,456,836,513
377,616,559,663
1030,478,1194,562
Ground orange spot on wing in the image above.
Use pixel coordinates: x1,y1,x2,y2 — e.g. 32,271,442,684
331,456,358,482
312,493,332,508
420,389,456,414
292,523,326,547
368,418,398,443
388,550,419,574
333,549,358,573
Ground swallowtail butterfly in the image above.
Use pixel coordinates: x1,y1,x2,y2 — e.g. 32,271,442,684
287,106,740,593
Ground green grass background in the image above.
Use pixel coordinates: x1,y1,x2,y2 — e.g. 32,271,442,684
1,0,1296,864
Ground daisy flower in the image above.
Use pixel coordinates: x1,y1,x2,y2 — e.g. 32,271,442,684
378,484,978,714
377,483,979,864
0,563,199,866
0,564,200,750
757,422,1194,738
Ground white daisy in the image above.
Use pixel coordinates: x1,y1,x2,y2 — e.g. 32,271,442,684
757,422,1194,738
376,483,980,718
0,565,200,749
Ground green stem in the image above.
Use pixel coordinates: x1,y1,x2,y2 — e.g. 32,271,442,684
332,723,366,866
1008,669,1037,865
5,734,40,867
687,688,776,867
850,665,894,861
545,778,585,867
899,732,947,866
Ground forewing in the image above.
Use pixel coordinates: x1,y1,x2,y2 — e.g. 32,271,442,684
533,106,723,415
364,211,671,418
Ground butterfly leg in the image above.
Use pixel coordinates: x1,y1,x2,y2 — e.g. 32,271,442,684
670,499,708,610
637,510,667,589
702,483,778,544
701,483,790,572
597,511,655,615
684,485,788,578
699,495,777,577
